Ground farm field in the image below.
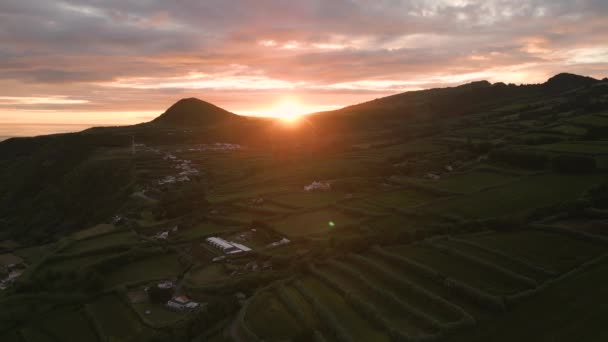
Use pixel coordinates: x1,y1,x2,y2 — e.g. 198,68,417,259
36,308,99,342
177,222,238,241
241,228,608,341
86,295,152,341
463,230,606,273
62,230,139,254
271,208,360,237
72,224,117,240
271,192,346,208
530,141,608,155
244,291,303,341
449,258,608,342
432,171,517,193
364,188,439,209
103,253,181,287
132,302,184,326
423,173,607,219
185,263,228,286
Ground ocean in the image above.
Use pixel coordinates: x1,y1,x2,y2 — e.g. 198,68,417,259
0,123,119,141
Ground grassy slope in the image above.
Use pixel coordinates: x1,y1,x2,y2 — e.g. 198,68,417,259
448,259,608,342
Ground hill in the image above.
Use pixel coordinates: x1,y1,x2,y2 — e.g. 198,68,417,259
151,97,242,126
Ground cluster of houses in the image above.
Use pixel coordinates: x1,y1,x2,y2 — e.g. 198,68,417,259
206,237,252,255
155,150,201,185
187,143,242,152
304,180,331,192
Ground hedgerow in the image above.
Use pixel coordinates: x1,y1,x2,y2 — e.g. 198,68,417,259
309,264,419,341
346,253,476,330
425,240,538,288
325,260,442,332
293,280,354,342
371,247,505,312
447,236,556,277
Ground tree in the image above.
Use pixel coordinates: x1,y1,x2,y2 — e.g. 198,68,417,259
148,286,173,304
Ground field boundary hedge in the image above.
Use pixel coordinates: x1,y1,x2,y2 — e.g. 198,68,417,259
310,263,435,341
371,246,506,312
324,260,443,333
293,279,354,342
346,253,476,331
531,224,608,245
446,236,556,277
425,240,538,288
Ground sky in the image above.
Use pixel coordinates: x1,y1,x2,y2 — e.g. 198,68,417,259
1,0,607,131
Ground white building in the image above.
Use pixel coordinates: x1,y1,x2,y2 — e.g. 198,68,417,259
206,237,252,254
167,295,200,312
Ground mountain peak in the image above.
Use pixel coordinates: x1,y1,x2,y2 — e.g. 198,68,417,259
152,98,239,126
544,73,597,92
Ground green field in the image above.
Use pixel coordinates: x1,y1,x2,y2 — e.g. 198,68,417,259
86,295,152,341
464,230,607,273
425,173,607,219
365,188,438,209
299,276,390,342
185,263,228,286
62,230,139,254
569,115,608,127
103,253,181,287
37,308,99,342
449,258,608,342
245,291,303,341
272,208,360,237
387,244,530,295
72,224,117,240
433,171,517,193
177,222,237,241
271,192,345,208
132,302,185,326
546,124,588,136
531,142,608,155
44,251,119,273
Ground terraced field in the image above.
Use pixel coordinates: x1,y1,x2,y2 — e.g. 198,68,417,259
239,228,608,341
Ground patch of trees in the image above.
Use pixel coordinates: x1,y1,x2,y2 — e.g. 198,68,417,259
551,155,596,173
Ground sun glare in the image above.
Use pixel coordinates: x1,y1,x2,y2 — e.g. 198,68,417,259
268,97,308,123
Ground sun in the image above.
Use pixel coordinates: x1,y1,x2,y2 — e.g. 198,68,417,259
268,97,308,124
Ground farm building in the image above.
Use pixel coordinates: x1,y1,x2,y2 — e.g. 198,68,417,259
206,237,252,255
166,295,201,312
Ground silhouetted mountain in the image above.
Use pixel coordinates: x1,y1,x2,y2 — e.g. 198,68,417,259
544,73,598,92
152,97,241,126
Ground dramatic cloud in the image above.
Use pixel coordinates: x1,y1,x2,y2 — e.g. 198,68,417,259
0,0,607,124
